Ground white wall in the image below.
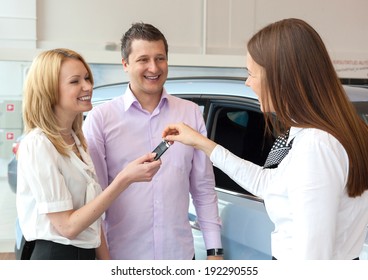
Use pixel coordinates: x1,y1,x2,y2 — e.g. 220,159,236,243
0,0,367,100
0,0,36,48
1,0,367,69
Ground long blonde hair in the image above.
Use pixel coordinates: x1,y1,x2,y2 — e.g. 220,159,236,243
23,48,93,156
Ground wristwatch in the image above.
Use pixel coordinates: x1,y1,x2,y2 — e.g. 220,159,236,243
207,248,224,256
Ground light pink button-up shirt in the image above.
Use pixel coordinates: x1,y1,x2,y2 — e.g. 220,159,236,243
83,86,222,259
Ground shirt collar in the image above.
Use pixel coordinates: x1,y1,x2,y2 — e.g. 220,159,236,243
123,83,169,112
288,126,303,144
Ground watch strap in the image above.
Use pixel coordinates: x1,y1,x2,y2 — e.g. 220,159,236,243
207,248,224,256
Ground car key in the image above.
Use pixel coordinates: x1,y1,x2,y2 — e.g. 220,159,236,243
152,140,171,160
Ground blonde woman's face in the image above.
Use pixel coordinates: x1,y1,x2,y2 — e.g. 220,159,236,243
54,58,93,120
245,53,274,112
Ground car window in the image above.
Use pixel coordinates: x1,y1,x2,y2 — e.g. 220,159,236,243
353,101,368,124
179,95,273,196
207,103,274,196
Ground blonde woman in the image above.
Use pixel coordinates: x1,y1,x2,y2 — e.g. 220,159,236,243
17,48,161,259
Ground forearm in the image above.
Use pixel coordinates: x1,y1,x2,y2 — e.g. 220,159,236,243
193,134,217,157
72,180,127,231
49,175,131,239
50,152,161,239
210,145,266,197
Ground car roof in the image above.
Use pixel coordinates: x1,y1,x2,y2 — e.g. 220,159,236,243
92,76,368,103
342,85,368,102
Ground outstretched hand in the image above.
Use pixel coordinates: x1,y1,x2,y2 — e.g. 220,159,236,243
162,122,202,146
162,122,218,157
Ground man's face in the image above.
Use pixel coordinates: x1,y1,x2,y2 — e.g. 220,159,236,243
122,39,168,98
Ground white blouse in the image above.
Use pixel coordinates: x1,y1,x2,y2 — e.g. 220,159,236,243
210,126,368,259
16,128,103,249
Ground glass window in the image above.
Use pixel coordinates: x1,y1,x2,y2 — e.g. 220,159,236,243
210,105,273,195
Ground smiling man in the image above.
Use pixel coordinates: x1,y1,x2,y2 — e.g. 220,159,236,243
83,22,223,260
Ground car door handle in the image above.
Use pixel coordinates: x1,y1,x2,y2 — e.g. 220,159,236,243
188,213,201,231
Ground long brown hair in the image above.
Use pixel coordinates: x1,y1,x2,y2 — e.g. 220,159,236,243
247,18,368,197
23,48,93,156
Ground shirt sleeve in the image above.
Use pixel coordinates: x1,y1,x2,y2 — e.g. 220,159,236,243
189,107,223,250
210,145,269,198
17,132,73,213
83,107,109,189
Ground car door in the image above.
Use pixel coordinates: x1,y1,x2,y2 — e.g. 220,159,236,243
182,94,275,259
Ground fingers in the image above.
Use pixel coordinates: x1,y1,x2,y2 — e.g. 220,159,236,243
135,152,157,163
162,125,179,138
142,157,161,181
162,123,185,143
130,154,161,182
142,153,162,168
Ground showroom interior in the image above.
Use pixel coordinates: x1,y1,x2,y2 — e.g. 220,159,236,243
1,0,368,261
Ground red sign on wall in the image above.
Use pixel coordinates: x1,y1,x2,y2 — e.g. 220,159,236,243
6,104,15,112
6,132,14,140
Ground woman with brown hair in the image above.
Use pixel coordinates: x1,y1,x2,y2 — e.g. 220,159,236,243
162,18,368,260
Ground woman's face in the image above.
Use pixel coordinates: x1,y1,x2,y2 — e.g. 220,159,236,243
54,58,93,120
245,53,273,112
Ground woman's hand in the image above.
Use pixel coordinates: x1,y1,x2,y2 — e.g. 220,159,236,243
162,122,202,146
117,153,161,185
162,122,217,157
